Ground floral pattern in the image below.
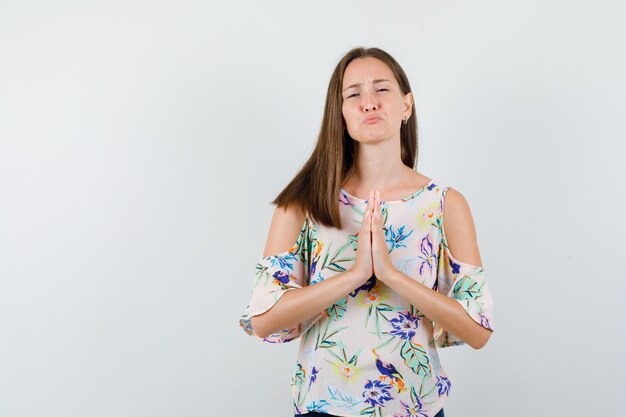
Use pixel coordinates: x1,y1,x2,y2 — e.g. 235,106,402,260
240,179,494,416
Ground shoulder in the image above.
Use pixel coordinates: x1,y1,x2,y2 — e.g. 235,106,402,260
262,203,307,257
441,187,470,219
441,186,482,266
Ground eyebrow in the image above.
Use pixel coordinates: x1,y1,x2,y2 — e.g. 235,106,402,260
342,79,391,92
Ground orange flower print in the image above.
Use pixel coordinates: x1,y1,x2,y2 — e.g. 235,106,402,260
328,360,362,382
356,282,390,308
416,200,440,229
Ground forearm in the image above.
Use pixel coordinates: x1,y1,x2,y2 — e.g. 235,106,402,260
250,270,364,339
384,269,490,349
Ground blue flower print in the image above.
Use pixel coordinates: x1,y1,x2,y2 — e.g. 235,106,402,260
398,400,429,417
349,276,377,298
385,224,414,251
436,374,451,396
309,240,322,278
310,272,325,285
389,311,421,340
362,379,393,407
272,270,290,284
306,400,330,412
339,191,352,207
417,234,436,276
308,366,319,390
448,256,460,274
266,251,299,271
479,314,492,330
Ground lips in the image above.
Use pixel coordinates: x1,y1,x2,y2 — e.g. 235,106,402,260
363,116,381,124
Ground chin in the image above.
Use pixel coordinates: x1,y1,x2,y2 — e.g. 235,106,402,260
352,132,392,143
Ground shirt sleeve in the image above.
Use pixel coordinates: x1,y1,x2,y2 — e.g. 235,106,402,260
432,241,495,348
238,218,324,343
432,188,495,348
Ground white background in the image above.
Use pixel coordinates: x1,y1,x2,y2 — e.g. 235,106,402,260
1,1,625,416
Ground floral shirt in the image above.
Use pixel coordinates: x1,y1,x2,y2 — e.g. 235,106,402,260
239,178,495,417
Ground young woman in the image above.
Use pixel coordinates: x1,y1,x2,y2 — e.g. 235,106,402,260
239,47,494,417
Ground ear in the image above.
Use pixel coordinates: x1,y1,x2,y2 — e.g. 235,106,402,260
403,92,414,117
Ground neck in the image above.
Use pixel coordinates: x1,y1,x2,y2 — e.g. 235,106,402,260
348,136,408,190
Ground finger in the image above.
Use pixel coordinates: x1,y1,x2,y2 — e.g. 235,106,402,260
361,190,373,232
370,191,376,235
376,190,381,216
372,191,382,236
372,190,379,226
362,214,371,237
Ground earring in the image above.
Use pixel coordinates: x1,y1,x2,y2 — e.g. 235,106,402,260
402,116,408,124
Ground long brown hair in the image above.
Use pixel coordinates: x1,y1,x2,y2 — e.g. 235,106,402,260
271,46,418,229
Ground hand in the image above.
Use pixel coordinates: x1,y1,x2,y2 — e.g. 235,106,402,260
371,190,397,282
350,189,374,284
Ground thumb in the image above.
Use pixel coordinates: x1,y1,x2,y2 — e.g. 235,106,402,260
372,191,384,238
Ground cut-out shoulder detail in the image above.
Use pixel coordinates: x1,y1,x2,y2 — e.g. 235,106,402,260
439,186,482,267
262,204,307,257
434,185,493,349
239,214,321,343
260,219,308,259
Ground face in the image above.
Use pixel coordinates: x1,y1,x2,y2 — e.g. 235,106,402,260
341,57,413,143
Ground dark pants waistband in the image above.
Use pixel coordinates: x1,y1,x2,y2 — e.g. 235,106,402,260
296,407,445,417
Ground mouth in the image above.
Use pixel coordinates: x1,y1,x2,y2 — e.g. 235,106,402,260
363,117,382,125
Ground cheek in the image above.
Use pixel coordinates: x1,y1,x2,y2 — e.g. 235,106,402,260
391,99,407,115
342,106,353,125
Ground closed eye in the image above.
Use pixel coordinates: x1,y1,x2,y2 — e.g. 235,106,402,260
346,89,389,99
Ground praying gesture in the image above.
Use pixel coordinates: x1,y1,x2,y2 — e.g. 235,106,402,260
351,190,398,284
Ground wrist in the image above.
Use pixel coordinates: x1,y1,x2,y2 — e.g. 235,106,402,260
345,268,370,284
379,266,401,284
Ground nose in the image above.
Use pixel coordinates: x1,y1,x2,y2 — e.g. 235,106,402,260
363,103,378,112
361,90,378,112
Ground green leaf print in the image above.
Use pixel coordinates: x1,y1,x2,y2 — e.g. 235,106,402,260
320,241,332,270
315,320,348,350
326,297,347,321
381,204,388,225
412,380,438,406
348,234,359,250
327,385,362,408
291,362,310,408
292,363,306,386
326,344,358,365
364,303,395,340
376,303,394,312
410,385,419,405
373,334,398,351
401,339,432,378
420,381,438,400
452,276,485,301
321,241,353,273
326,262,348,273
318,339,337,349
359,406,376,416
